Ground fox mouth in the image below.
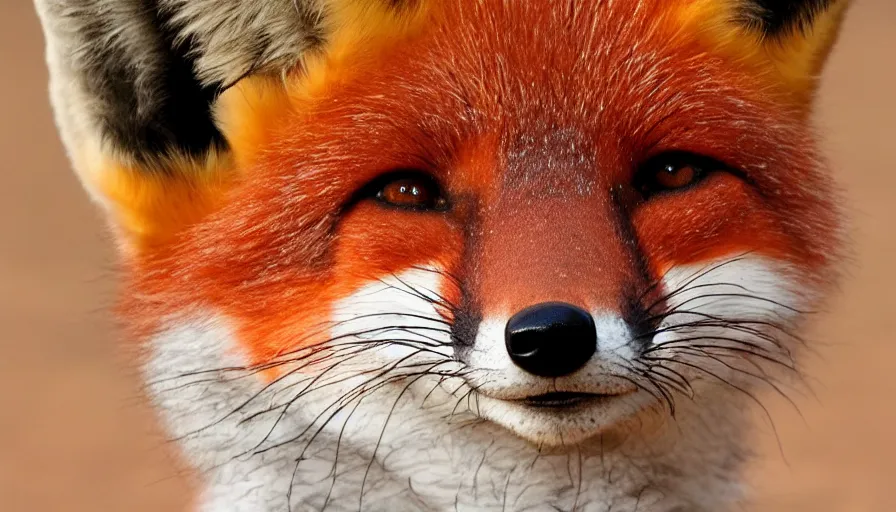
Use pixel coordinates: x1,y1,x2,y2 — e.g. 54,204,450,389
470,385,647,446
517,391,619,408
471,380,640,405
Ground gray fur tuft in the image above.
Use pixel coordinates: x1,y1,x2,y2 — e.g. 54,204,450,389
159,0,326,87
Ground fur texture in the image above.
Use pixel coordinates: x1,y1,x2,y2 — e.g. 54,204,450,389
35,0,223,159
35,0,851,511
159,0,325,86
34,0,325,160
744,0,837,34
35,0,845,162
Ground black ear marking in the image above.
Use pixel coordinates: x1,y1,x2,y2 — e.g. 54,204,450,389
38,0,329,166
83,2,226,162
741,0,836,35
40,0,421,166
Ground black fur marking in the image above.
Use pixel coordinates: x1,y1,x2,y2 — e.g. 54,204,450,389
741,0,836,35
78,1,225,162
451,305,481,354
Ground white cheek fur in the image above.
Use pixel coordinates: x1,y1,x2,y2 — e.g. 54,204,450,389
659,257,804,328
652,257,805,355
329,266,453,361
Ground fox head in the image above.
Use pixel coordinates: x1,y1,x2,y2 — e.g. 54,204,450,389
38,0,849,509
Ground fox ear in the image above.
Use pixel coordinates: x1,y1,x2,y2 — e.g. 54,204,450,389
681,0,851,103
34,0,329,250
742,0,843,34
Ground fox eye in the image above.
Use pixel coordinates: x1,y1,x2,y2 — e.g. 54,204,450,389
374,172,448,211
635,152,720,197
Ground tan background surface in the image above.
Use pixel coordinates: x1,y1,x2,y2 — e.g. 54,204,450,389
0,1,894,510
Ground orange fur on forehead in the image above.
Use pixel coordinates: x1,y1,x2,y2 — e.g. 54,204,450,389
287,0,848,110
213,0,848,176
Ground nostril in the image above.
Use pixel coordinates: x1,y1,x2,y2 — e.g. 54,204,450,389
505,302,597,377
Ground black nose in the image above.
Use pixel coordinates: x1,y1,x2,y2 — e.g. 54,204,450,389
504,302,597,377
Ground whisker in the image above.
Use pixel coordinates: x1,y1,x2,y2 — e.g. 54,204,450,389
641,354,788,461
642,254,754,312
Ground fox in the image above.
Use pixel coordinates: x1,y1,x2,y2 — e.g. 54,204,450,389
35,0,849,510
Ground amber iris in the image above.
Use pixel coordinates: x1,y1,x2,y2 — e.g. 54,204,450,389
653,163,698,190
635,152,719,197
376,176,447,210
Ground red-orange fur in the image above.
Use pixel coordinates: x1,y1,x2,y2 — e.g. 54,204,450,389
122,0,839,368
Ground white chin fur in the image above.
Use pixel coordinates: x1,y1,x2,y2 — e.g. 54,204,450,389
143,256,806,511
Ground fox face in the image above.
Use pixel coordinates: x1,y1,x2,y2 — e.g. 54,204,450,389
38,0,848,510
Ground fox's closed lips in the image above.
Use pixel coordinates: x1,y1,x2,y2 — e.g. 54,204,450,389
518,391,633,408
470,377,641,402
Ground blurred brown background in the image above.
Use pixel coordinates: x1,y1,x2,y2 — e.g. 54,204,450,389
0,1,893,510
